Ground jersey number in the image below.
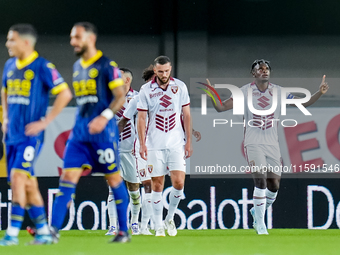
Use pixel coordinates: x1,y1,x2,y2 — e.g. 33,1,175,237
23,146,35,161
97,149,115,164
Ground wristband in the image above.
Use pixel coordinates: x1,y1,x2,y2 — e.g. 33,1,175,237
101,108,114,120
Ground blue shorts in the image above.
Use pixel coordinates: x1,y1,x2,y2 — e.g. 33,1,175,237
63,140,120,175
6,139,43,182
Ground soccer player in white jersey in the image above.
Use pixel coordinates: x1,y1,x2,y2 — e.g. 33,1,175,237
106,68,140,235
137,56,192,237
208,59,328,234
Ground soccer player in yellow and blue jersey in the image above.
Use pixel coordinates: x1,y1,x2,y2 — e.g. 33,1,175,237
50,22,130,243
0,24,72,245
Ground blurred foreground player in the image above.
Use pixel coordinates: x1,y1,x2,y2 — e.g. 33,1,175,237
0,24,72,245
207,59,329,234
137,56,192,236
106,68,140,235
50,22,130,243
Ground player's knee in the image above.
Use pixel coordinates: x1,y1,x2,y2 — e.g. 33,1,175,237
142,180,152,193
254,178,266,189
127,182,139,191
267,180,280,192
172,180,184,190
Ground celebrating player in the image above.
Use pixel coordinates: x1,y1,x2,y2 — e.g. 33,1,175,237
106,68,140,236
50,22,130,243
137,56,192,237
207,59,329,234
0,24,72,245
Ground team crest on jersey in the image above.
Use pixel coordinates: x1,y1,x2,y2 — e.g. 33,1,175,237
139,168,146,177
89,68,98,78
24,70,34,80
127,97,132,103
148,165,153,173
171,86,178,94
249,160,255,167
7,71,13,78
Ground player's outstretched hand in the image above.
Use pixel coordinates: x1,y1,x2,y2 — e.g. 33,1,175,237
88,115,108,134
185,142,193,159
25,119,48,136
139,144,147,160
320,75,329,94
192,130,201,142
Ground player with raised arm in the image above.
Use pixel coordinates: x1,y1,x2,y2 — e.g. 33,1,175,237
207,59,329,234
137,56,192,237
106,67,140,236
0,24,72,245
50,22,130,243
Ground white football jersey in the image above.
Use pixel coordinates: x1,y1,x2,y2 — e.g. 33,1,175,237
115,88,138,152
235,82,293,146
122,95,148,154
137,77,190,150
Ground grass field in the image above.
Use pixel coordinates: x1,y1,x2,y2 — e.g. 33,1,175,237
0,229,339,255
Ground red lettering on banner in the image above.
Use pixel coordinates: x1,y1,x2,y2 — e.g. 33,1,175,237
326,114,340,160
284,121,323,172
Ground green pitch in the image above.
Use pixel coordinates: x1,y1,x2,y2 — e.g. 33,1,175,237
0,229,339,255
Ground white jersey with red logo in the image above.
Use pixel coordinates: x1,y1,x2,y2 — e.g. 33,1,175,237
137,77,190,150
115,88,138,152
235,82,293,147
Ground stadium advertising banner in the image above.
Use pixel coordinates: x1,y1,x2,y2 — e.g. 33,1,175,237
0,177,339,230
0,106,338,177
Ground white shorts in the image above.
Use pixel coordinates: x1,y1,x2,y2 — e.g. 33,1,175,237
244,144,282,176
147,147,186,178
136,155,151,182
119,151,140,183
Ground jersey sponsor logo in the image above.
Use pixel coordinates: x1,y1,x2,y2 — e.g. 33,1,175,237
155,113,176,133
73,79,97,97
24,70,34,80
7,79,31,97
76,95,98,105
148,165,153,173
7,96,30,105
257,96,270,108
159,94,172,108
171,86,178,94
88,68,99,78
149,91,163,99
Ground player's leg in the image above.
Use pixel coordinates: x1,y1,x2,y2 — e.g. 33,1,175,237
50,140,86,241
120,152,141,234
106,172,130,242
126,181,141,235
26,177,53,244
140,179,153,235
148,150,167,237
106,185,117,235
265,148,282,210
164,147,186,236
245,145,268,235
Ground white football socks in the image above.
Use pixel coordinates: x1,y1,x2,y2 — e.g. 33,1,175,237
151,191,163,230
141,192,152,229
265,188,277,210
107,191,117,228
166,187,183,221
253,187,266,227
128,190,141,224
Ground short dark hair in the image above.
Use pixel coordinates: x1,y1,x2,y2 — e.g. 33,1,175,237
142,65,154,82
73,22,98,36
9,24,38,40
251,59,271,73
154,56,171,66
119,67,133,78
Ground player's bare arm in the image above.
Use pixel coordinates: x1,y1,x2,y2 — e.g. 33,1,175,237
183,104,193,158
291,75,329,107
137,110,147,160
205,79,233,112
1,88,8,135
25,87,72,136
88,84,125,134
